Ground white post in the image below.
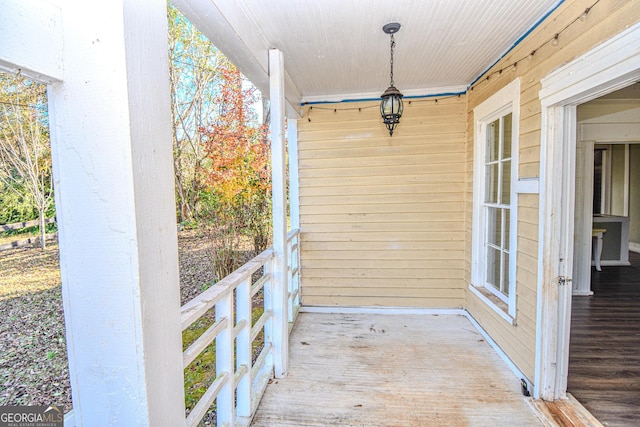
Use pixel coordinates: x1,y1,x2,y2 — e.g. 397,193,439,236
269,48,289,378
288,119,300,230
48,1,185,425
215,292,235,426
287,119,300,320
235,276,252,418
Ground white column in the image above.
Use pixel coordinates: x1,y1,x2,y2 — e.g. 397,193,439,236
288,119,300,230
269,48,289,378
48,1,185,425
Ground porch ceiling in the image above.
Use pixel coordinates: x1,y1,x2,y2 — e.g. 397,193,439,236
176,0,562,110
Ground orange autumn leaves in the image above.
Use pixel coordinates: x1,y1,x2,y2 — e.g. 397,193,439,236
202,65,270,208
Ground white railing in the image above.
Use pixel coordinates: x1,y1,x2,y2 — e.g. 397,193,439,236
287,229,301,325
180,228,301,427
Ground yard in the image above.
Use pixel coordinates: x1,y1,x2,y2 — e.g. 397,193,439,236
0,228,220,416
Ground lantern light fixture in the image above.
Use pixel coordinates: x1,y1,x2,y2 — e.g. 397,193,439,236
380,22,403,137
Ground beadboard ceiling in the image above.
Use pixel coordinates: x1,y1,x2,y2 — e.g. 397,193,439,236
176,0,563,109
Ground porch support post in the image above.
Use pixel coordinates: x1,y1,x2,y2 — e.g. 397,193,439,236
288,119,300,230
269,48,289,378
48,1,185,424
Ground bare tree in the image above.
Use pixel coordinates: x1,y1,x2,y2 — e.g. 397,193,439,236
0,73,53,249
168,5,224,223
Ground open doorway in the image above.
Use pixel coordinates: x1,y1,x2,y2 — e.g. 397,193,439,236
535,20,640,408
568,84,640,426
572,85,640,296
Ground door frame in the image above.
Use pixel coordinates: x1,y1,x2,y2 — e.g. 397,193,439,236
535,21,640,400
572,139,596,296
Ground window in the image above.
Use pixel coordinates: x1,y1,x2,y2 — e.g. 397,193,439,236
471,79,520,322
484,113,512,299
593,148,605,214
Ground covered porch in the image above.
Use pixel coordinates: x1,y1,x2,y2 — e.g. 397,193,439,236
252,311,545,426
3,0,640,426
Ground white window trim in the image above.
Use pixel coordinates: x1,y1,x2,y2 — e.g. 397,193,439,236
471,78,521,321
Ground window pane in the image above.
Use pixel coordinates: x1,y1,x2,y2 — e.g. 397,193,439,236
487,207,501,246
485,163,498,203
502,113,512,159
486,247,500,290
593,149,604,214
486,119,500,162
479,110,515,300
502,160,511,204
502,252,510,296
504,209,510,250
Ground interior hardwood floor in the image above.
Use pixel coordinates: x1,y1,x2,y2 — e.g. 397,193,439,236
569,251,640,427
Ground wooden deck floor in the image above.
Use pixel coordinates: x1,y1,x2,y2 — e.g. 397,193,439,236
251,312,544,426
569,251,640,426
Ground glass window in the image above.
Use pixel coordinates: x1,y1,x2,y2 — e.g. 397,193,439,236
481,113,513,301
471,79,519,320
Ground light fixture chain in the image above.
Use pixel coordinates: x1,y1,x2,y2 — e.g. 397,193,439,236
390,33,395,87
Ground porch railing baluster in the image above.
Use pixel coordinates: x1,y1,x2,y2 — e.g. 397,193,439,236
179,229,300,427
215,286,235,426
287,229,301,324
235,276,252,418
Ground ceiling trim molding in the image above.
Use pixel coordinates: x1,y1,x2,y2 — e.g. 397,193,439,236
300,85,468,104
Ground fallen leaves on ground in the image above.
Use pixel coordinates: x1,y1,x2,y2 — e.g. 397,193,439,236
0,229,220,413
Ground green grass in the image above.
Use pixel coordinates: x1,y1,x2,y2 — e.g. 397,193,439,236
182,308,218,412
0,224,57,245
251,302,265,357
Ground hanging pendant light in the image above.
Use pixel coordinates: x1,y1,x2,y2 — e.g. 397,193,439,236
380,22,403,137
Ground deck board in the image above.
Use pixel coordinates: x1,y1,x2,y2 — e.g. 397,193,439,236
252,313,544,426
